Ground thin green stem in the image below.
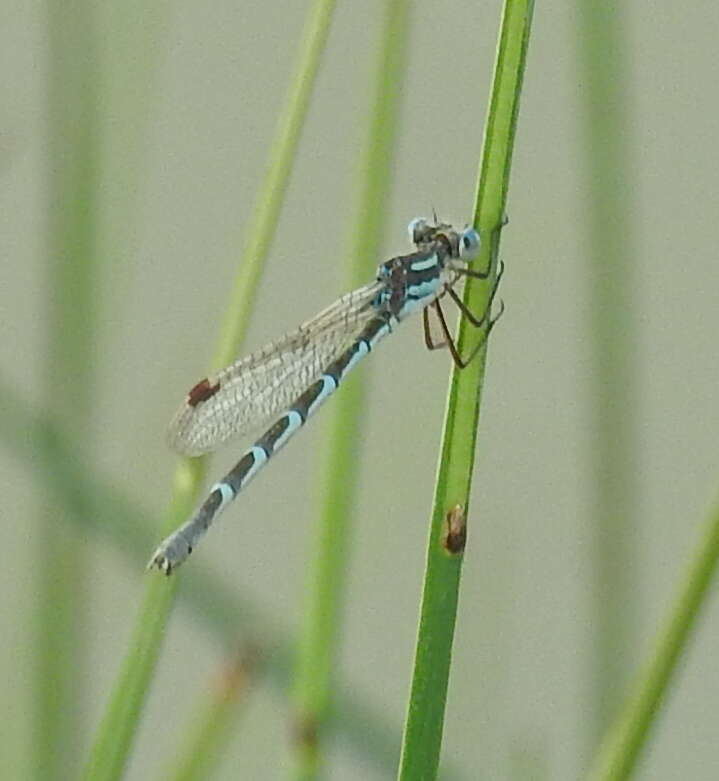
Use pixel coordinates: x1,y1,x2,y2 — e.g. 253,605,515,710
81,3,337,779
397,2,534,779
212,0,338,369
167,650,256,781
586,502,719,781
34,3,100,777
81,468,191,781
291,2,411,777
576,2,640,744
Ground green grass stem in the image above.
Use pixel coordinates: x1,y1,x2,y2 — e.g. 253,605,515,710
35,4,100,777
211,0,338,370
290,1,411,778
81,3,337,778
397,2,534,778
167,650,256,781
576,3,640,744
586,501,719,781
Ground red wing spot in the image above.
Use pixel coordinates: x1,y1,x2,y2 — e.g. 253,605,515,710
187,377,220,407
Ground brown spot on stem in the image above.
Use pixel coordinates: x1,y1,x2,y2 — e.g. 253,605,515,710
291,712,319,752
212,644,259,703
187,377,220,407
442,505,467,554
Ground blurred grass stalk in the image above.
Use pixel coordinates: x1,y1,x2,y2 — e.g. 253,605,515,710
586,501,719,781
35,4,100,778
289,1,411,778
81,2,338,779
166,648,257,781
576,0,640,746
397,1,534,779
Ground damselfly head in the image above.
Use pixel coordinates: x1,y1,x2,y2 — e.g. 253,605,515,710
458,226,481,261
407,216,456,246
407,216,430,244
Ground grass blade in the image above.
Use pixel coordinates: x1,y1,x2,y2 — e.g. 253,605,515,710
211,0,339,369
586,501,719,781
575,2,640,743
290,1,411,777
397,2,535,778
34,4,100,777
167,649,257,781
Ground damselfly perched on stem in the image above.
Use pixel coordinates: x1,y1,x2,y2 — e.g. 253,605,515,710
149,218,503,574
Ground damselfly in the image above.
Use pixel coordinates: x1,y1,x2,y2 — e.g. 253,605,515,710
149,218,503,574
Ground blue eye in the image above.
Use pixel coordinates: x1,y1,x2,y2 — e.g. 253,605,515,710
407,217,429,244
459,227,481,260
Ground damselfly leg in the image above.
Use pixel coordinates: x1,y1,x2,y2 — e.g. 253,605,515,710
424,259,505,369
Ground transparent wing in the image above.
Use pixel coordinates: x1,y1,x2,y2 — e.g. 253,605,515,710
168,279,383,455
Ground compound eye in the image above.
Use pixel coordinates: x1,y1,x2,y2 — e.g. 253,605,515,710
459,227,481,260
407,217,429,244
